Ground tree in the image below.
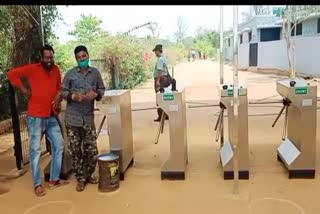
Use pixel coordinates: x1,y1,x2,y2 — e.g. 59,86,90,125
42,6,61,42
3,6,60,67
282,5,320,77
174,16,188,43
0,7,12,69
182,36,194,48
192,27,219,58
50,39,76,73
146,22,160,39
68,14,104,42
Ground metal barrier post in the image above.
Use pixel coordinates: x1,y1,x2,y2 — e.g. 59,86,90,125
7,71,23,170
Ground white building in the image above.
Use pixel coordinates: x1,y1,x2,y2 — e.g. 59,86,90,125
224,11,320,77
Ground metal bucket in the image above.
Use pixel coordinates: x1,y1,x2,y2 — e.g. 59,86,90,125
97,153,120,192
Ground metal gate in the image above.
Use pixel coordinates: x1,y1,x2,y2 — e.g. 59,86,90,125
249,43,258,67
19,112,49,164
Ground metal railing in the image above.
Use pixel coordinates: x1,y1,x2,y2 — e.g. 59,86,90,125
18,112,49,165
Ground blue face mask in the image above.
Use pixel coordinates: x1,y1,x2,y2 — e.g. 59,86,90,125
77,58,89,68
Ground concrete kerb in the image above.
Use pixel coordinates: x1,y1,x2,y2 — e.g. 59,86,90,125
239,67,315,79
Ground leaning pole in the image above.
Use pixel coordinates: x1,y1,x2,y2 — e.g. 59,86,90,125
232,5,239,194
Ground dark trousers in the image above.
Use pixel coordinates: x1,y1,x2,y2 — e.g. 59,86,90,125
154,76,170,119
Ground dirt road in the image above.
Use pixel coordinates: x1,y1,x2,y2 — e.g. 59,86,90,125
1,60,320,214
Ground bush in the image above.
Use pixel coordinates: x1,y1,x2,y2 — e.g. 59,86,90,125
51,39,76,74
98,36,153,89
165,43,187,68
52,33,188,90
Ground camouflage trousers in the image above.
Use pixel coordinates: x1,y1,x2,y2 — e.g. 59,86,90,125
66,124,98,182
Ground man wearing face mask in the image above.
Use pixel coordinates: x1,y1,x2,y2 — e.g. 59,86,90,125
7,44,67,197
61,45,105,192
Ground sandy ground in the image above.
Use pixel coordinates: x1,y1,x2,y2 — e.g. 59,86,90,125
1,60,320,214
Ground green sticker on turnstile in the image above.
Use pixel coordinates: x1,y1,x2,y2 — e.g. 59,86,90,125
163,94,174,101
295,87,308,95
227,89,240,96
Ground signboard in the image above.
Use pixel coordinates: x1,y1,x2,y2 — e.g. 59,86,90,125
227,90,233,96
295,87,308,95
163,94,174,101
219,142,234,167
277,138,301,166
227,89,240,96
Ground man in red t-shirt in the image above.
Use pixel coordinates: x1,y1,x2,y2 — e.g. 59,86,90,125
7,44,68,197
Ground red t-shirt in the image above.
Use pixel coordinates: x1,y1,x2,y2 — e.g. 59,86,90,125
7,63,61,117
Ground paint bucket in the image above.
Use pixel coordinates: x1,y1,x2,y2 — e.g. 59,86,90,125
97,153,120,192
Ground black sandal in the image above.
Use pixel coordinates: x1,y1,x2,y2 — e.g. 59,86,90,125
76,181,86,192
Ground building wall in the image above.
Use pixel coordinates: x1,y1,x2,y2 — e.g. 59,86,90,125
224,45,233,61
223,15,282,62
223,16,320,76
302,17,319,37
238,43,249,68
295,36,320,76
258,40,288,70
241,31,249,44
224,37,233,61
257,36,320,76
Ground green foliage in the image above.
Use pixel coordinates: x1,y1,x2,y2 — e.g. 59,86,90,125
53,15,156,89
182,36,194,48
51,39,76,73
42,5,61,42
0,7,13,69
96,36,151,89
0,7,10,34
68,14,106,43
0,6,60,68
193,27,219,58
165,42,187,67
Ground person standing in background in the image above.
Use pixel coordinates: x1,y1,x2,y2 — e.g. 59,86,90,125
191,49,196,62
152,44,171,122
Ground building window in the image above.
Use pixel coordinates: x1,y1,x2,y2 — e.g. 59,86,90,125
291,23,302,36
260,27,281,42
240,34,243,44
228,38,231,47
248,31,252,42
317,18,320,33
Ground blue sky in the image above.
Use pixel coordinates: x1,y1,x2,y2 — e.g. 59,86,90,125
54,5,251,44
